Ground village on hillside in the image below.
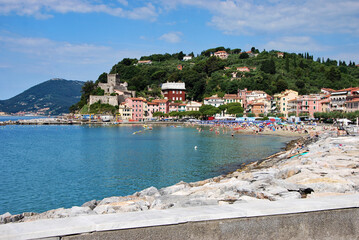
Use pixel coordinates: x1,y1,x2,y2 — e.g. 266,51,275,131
76,70,359,122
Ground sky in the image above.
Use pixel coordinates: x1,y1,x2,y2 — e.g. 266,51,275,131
0,0,358,100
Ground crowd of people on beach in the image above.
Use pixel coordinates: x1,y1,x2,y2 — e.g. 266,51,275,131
190,120,340,137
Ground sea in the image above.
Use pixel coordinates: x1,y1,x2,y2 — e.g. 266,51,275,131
0,123,293,215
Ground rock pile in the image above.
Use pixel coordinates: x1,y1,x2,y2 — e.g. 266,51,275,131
1,132,358,224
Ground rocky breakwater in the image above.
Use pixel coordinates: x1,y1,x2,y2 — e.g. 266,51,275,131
1,133,359,224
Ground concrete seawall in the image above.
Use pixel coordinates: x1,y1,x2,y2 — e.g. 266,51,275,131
1,194,358,240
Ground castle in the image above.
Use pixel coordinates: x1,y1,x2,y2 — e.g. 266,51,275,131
89,74,136,106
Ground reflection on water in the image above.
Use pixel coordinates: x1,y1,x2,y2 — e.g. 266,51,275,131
0,125,292,214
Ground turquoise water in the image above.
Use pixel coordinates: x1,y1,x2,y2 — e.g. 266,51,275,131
0,125,292,215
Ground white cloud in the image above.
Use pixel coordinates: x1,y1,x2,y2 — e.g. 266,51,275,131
156,0,359,35
159,32,183,43
0,0,158,20
0,34,145,72
262,36,329,53
0,35,112,64
117,0,128,6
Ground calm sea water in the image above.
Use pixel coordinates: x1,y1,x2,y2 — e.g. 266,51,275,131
0,125,292,215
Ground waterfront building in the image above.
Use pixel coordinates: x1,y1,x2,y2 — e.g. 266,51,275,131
118,103,132,121
346,98,359,112
147,102,159,119
223,94,242,105
125,98,144,121
169,102,181,112
273,90,298,117
247,102,265,116
152,99,169,113
204,96,224,107
287,99,297,116
186,101,202,111
330,87,359,112
161,82,186,101
179,103,186,112
320,97,331,113
277,52,284,58
345,90,359,112
142,98,149,121
296,95,322,117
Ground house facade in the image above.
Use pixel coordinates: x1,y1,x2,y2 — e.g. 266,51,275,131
213,51,229,59
152,99,169,113
118,103,132,121
161,82,186,101
296,95,322,117
274,90,298,117
186,101,202,111
125,98,144,121
204,96,224,107
223,94,242,106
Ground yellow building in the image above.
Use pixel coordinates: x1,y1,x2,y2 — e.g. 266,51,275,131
274,90,298,117
118,104,132,121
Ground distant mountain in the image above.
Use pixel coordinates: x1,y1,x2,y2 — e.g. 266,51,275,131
0,79,84,115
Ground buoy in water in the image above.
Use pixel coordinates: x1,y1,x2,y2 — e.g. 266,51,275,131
194,146,197,150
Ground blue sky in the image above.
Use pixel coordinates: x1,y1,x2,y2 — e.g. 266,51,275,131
0,0,358,99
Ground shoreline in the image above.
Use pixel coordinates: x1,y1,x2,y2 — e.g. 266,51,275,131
2,126,358,225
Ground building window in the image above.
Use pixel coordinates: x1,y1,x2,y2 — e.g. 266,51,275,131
283,108,285,111
173,91,175,94
180,91,182,94
314,106,316,110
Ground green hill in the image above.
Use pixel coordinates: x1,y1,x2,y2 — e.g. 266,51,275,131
71,47,359,112
0,79,84,115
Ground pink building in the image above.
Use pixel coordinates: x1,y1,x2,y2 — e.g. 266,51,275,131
147,102,159,119
296,95,322,117
152,99,169,113
125,98,144,121
169,102,181,112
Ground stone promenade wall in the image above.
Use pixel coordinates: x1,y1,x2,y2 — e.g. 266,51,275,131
1,194,358,240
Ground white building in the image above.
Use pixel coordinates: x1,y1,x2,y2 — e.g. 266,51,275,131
204,96,224,107
186,101,203,111
183,55,192,61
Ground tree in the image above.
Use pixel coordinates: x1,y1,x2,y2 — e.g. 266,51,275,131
178,51,185,60
153,111,164,117
276,79,288,93
295,80,305,89
285,58,290,72
93,87,105,96
199,105,220,117
97,72,108,83
227,104,244,115
239,52,249,59
326,66,341,86
260,59,276,74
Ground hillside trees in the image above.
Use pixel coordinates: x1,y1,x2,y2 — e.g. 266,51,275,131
72,47,359,113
